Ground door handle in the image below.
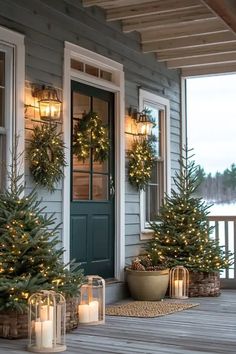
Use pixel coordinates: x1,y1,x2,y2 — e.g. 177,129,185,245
110,176,115,197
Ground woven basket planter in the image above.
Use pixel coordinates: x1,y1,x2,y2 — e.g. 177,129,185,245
189,271,220,297
0,297,79,339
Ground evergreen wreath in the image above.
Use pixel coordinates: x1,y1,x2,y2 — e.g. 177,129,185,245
128,138,156,190
73,112,109,163
27,123,66,192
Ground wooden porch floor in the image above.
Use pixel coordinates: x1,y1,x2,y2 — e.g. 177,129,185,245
1,289,235,354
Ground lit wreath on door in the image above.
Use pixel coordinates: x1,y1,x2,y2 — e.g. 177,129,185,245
73,112,110,163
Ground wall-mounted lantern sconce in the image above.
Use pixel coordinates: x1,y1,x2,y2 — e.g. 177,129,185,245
35,86,62,121
129,107,155,138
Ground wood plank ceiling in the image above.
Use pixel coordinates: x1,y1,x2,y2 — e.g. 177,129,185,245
83,0,236,76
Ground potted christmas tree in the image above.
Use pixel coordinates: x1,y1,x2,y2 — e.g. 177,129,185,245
0,149,84,338
147,147,233,297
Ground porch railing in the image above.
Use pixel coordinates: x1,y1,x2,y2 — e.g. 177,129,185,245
208,216,236,288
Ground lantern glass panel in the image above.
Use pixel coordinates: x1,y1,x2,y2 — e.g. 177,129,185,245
78,275,105,325
39,100,61,121
28,290,66,353
170,266,189,300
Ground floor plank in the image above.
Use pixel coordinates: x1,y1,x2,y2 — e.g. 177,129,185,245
0,290,236,353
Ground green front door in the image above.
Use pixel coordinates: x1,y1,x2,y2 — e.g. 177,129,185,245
70,81,115,278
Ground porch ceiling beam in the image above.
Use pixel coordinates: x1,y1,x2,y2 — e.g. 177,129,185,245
142,31,235,53
181,62,236,76
202,0,236,33
141,19,227,43
82,0,150,9
167,52,236,69
106,0,202,22
122,7,216,33
156,42,236,61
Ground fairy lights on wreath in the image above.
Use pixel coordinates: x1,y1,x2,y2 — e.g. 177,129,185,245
73,112,109,163
128,138,156,190
27,124,66,192
127,108,156,190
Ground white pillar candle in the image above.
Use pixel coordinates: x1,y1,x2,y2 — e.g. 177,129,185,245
174,280,183,297
42,320,53,348
40,305,54,322
89,301,99,322
35,321,42,348
79,304,90,323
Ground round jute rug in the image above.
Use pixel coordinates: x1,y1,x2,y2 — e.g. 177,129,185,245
105,301,199,318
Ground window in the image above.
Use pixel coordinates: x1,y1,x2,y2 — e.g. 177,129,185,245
139,90,170,238
0,26,25,192
0,44,13,191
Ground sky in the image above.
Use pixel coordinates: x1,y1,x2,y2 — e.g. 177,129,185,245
186,74,236,176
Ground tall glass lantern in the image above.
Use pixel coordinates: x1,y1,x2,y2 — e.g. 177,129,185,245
170,266,189,299
78,275,105,325
28,290,66,353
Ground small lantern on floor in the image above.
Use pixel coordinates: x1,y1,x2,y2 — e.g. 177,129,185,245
170,266,189,299
28,290,66,353
78,275,105,325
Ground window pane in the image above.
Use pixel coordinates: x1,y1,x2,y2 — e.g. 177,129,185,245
71,59,84,72
0,134,6,191
0,52,5,86
0,52,5,127
73,172,90,200
0,88,4,127
93,174,108,200
85,64,99,77
146,185,159,222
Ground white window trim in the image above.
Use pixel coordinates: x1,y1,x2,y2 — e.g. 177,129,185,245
139,89,171,240
0,25,25,185
63,42,125,281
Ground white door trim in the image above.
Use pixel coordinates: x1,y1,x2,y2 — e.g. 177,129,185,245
63,42,125,281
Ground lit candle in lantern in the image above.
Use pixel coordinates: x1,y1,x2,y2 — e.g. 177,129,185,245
174,280,183,297
89,300,99,322
78,304,90,323
35,320,53,348
40,305,53,321
35,321,42,348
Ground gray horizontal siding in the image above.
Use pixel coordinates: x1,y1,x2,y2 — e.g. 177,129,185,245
0,0,181,266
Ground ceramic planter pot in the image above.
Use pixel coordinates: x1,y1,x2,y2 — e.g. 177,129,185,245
126,268,170,301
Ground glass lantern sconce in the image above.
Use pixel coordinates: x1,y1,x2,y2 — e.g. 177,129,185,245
28,290,66,353
78,275,105,325
170,266,189,299
35,86,62,121
129,107,155,138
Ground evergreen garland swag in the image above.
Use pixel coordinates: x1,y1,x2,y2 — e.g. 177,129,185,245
73,112,109,163
128,139,156,190
27,124,66,192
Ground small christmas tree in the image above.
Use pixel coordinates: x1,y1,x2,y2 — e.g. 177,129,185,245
147,148,233,273
0,149,83,312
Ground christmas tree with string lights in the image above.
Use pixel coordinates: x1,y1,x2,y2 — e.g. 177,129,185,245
0,148,83,312
147,147,233,273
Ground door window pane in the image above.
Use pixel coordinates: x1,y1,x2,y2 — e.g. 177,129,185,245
73,172,90,200
73,92,90,118
93,159,108,173
93,98,108,125
93,174,108,200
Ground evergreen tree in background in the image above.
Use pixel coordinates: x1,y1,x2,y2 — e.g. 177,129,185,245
147,148,233,272
0,148,83,312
